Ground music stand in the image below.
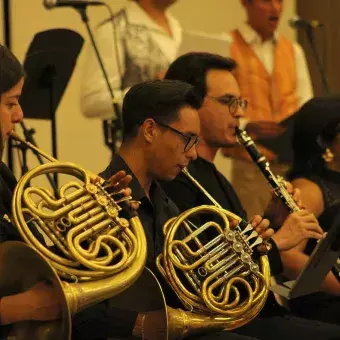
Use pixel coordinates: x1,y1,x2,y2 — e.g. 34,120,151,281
270,211,340,299
18,29,84,189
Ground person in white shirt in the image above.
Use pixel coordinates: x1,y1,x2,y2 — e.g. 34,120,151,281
80,0,182,121
217,0,314,218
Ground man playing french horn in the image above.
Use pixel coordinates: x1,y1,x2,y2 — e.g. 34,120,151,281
98,77,340,339
0,44,137,337
98,78,274,340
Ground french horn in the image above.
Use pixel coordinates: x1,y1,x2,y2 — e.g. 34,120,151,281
155,167,271,339
0,131,147,340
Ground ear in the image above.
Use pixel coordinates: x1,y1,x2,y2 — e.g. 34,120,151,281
141,118,158,144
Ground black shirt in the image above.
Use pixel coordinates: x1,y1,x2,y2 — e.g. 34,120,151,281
99,154,180,269
0,162,20,243
73,154,181,339
0,162,20,333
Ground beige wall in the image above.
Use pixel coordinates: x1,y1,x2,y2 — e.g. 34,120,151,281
8,0,296,182
0,1,4,44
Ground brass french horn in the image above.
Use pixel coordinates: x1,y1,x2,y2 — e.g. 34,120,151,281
155,167,271,339
0,131,147,340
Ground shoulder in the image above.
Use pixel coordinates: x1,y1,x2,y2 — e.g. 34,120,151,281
292,177,324,216
292,177,322,192
98,155,129,180
97,8,126,29
289,40,307,59
0,162,17,191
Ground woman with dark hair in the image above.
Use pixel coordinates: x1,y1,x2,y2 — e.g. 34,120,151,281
280,97,340,324
0,44,133,337
290,97,340,220
0,43,63,332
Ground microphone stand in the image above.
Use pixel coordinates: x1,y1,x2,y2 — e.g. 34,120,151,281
304,25,331,95
12,121,59,195
76,5,122,158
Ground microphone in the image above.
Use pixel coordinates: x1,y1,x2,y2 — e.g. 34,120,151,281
289,16,324,29
44,0,103,9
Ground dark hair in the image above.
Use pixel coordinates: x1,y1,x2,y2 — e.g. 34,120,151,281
122,79,202,140
0,44,25,100
290,97,340,179
165,52,237,98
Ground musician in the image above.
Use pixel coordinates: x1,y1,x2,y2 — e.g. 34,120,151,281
81,0,181,120
0,44,133,335
283,97,340,324
96,79,274,340
96,78,340,339
161,52,340,339
220,0,313,218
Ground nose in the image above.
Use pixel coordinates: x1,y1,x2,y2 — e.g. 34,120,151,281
271,0,282,14
12,104,24,123
234,104,245,119
186,145,198,161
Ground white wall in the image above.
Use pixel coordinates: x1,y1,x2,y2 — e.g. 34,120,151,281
8,0,296,183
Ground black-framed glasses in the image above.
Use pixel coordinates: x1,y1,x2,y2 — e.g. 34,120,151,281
208,95,248,114
155,120,200,152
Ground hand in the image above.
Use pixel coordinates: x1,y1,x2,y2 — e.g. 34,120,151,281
100,170,140,211
246,121,286,140
264,180,304,227
250,215,275,241
230,215,274,253
272,209,324,251
132,309,167,340
0,281,61,325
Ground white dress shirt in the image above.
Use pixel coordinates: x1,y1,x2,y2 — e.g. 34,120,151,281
80,1,182,120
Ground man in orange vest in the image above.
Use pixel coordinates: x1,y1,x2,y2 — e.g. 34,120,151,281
221,0,313,217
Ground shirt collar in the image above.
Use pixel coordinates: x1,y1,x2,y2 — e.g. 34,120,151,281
101,153,146,202
238,22,279,45
101,153,170,205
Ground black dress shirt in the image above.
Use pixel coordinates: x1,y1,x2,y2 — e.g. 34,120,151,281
0,162,20,243
73,154,181,339
0,162,20,333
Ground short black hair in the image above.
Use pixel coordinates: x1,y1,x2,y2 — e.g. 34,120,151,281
165,52,237,98
122,79,202,140
0,44,25,100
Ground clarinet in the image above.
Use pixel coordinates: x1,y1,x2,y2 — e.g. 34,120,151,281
236,127,299,213
236,128,340,281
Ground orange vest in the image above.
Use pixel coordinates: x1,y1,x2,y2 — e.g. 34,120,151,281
230,30,298,122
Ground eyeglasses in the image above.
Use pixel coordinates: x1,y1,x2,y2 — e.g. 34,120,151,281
208,95,248,114
155,120,200,152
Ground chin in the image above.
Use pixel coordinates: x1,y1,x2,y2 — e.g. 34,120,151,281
159,173,177,182
222,137,238,147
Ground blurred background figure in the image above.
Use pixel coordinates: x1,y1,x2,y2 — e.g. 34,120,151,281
289,97,340,222
80,0,181,121
280,97,340,325
219,0,313,218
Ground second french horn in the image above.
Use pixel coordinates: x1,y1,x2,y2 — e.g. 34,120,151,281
155,167,271,339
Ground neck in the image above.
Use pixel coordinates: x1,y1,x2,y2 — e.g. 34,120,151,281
138,1,172,35
247,21,273,42
138,1,168,21
326,161,340,173
119,142,153,198
197,140,219,163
